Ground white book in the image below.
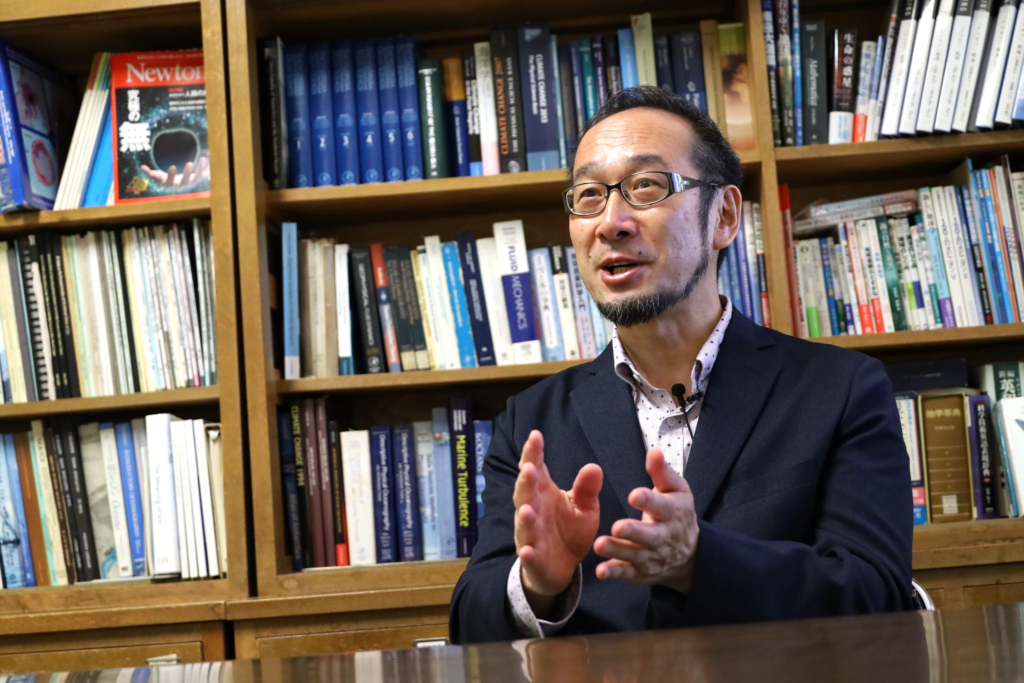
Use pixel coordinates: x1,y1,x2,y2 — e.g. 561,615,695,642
121,230,149,392
0,244,25,402
474,42,501,176
529,249,563,362
84,234,112,395
125,230,155,391
169,419,199,578
174,227,203,387
335,244,354,375
994,169,1024,319
899,0,939,134
131,417,152,575
855,42,878,141
566,247,598,357
410,247,437,370
321,239,339,378
808,241,833,337
831,241,855,334
30,420,68,585
55,54,109,210
911,221,941,328
192,420,220,577
475,238,515,367
916,0,957,131
997,5,1024,123
795,241,815,337
929,186,970,326
552,270,580,362
181,419,208,578
205,423,226,574
493,220,542,364
340,429,376,566
101,232,129,393
892,219,925,330
98,423,133,578
157,228,187,388
836,231,864,335
952,1,994,130
424,236,461,369
413,420,440,561
882,4,921,135
416,247,445,369
146,413,181,576
79,422,119,579
975,0,1017,128
935,0,980,131
944,185,981,326
997,397,1024,515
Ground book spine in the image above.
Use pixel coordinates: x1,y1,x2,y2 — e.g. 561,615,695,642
976,170,1012,323
376,38,405,182
735,212,755,317
791,0,805,144
350,247,386,373
327,421,348,566
442,58,471,178
315,398,335,567
395,37,424,181
517,25,560,171
975,0,1015,129
277,408,304,571
340,430,375,566
549,245,581,360
854,42,877,141
493,220,542,364
114,422,145,576
753,203,772,327
3,436,33,586
62,424,99,581
671,32,708,115
491,28,528,173
882,0,921,136
355,40,384,183
762,2,783,145
474,42,501,176
952,1,993,131
411,248,438,369
307,43,337,186
98,424,132,578
604,32,622,96
369,243,403,373
569,42,586,133
877,218,909,330
473,420,492,520
828,28,857,143
45,426,77,582
631,13,658,86
0,47,27,209
971,395,999,518
0,436,26,586
995,1,1024,124
383,247,416,372
592,35,609,105
918,0,958,131
617,28,640,89
301,399,325,567
934,186,972,325
958,184,995,324
331,41,360,186
464,47,483,176
566,247,598,358
455,233,496,366
288,404,311,567
431,407,457,559
369,425,396,563
529,248,564,361
423,238,459,370
949,185,983,325
282,223,300,379
335,244,354,374
442,241,478,368
818,238,840,335
578,39,598,120
869,0,902,140
475,238,515,366
653,34,673,92
417,57,450,179
283,46,313,188
775,0,796,145
397,249,429,370
898,0,939,134
30,424,65,585
449,398,476,558
391,423,421,562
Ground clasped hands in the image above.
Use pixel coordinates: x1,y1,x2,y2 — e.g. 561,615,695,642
514,430,699,616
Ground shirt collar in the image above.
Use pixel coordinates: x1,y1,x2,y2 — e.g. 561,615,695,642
612,296,734,396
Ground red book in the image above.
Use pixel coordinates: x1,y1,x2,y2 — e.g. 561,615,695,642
109,50,210,204
369,244,402,372
300,399,325,567
315,398,336,567
779,184,801,336
328,421,349,566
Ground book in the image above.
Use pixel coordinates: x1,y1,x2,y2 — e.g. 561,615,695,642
395,37,423,181
631,13,658,86
369,243,402,374
463,48,483,177
114,422,146,576
340,429,375,566
314,400,335,568
895,392,927,524
0,436,25,586
442,241,478,368
331,41,359,186
491,28,527,173
493,220,542,364
775,0,796,145
278,408,304,571
761,1,783,145
355,41,384,183
853,41,877,141
617,28,640,89
442,58,470,178
307,43,337,186
413,421,440,560
828,29,858,144
431,407,458,559
474,42,501,176
455,233,496,366
969,395,1000,519
416,57,449,179
473,419,492,520
899,0,940,135
920,390,977,522
916,0,958,132
376,39,405,182
449,398,477,557
671,32,707,114
391,423,421,562
55,52,112,210
369,425,396,563
327,421,348,566
952,0,995,131
718,24,755,151
882,0,922,136
109,50,209,202
517,25,560,171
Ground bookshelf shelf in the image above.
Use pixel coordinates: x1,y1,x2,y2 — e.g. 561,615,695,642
0,0,196,24
0,386,220,422
277,361,583,396
0,198,212,235
809,323,1024,353
913,518,1024,571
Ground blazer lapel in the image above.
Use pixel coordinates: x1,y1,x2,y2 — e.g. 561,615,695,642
685,313,782,518
570,346,649,520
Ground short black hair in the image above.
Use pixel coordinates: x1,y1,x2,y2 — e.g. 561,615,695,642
569,86,743,273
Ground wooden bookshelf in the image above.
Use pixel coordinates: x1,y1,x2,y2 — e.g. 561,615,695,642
227,0,1024,657
0,0,247,670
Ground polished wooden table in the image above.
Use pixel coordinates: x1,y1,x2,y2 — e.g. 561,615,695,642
26,603,1024,682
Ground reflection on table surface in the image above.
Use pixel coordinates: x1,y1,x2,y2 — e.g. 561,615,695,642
12,602,1024,683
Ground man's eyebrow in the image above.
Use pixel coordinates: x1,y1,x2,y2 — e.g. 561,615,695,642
572,153,671,182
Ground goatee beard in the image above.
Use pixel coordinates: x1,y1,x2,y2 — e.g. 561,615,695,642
595,245,710,328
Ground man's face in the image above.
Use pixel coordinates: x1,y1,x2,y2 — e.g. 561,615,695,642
569,108,715,327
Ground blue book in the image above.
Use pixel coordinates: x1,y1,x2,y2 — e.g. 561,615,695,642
283,45,313,188
277,408,303,571
455,233,496,366
529,247,565,362
354,40,384,184
979,170,1014,324
923,213,957,328
551,36,567,169
970,171,1006,324
4,434,32,587
587,293,607,352
818,239,840,336
442,241,478,368
391,423,421,562
431,407,458,560
0,437,24,587
131,669,151,683
516,25,561,171
413,421,440,560
114,422,146,576
376,38,405,182
443,63,471,178
726,243,744,315
569,42,586,134
330,41,359,186
395,36,424,181
734,215,754,317
307,43,337,186
449,398,477,557
994,407,1019,517
282,222,300,379
82,104,114,207
472,420,492,520
719,250,733,300
369,425,397,563
791,0,804,145
617,28,639,89
671,32,707,113
954,187,985,326
960,183,998,324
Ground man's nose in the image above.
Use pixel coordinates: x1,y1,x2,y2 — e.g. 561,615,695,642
596,189,640,241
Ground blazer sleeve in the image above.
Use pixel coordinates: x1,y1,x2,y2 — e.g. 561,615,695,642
449,397,525,644
674,356,915,627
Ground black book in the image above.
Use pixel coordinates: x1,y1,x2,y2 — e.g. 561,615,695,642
38,234,68,398
490,27,528,173
349,247,386,373
462,48,482,174
604,33,622,95
802,20,829,145
16,239,49,400
383,246,417,372
289,402,313,568
58,421,99,582
397,248,429,371
558,46,578,147
831,28,858,114
974,398,999,518
328,420,348,564
448,397,477,558
52,234,81,398
654,34,674,92
259,37,288,190
44,426,76,583
114,231,141,392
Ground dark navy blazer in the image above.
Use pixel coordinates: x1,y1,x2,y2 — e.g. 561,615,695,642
449,312,914,643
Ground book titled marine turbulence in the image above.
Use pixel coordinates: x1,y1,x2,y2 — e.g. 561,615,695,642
110,50,210,204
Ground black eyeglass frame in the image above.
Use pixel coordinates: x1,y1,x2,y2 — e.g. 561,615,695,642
562,171,720,216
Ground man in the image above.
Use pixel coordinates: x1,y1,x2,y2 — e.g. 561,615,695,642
449,86,913,643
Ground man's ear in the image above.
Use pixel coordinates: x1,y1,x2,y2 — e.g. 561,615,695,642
711,186,743,252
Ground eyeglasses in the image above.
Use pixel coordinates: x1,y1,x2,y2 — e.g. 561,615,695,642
562,171,720,216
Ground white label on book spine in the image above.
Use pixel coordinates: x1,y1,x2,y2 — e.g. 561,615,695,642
475,238,515,366
934,9,975,132
341,430,376,566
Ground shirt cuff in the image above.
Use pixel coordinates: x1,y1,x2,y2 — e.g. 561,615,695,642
506,557,582,638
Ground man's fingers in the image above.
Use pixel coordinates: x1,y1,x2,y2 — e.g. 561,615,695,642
569,464,603,512
596,558,638,582
519,430,545,470
516,504,538,548
594,535,646,565
628,487,677,521
611,518,666,549
513,462,538,507
646,448,690,494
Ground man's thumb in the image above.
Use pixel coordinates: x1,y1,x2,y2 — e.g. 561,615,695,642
570,464,603,511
